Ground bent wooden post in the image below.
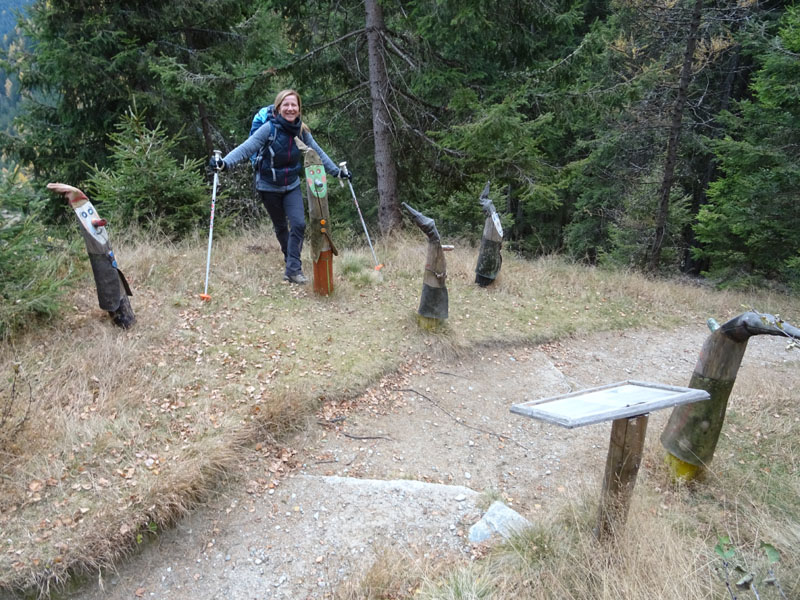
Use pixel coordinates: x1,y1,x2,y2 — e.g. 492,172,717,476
475,181,503,286
402,203,449,329
660,312,800,480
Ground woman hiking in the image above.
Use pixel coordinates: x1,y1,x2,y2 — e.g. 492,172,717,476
210,89,349,284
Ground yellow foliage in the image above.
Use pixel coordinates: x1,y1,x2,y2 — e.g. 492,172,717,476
694,34,735,70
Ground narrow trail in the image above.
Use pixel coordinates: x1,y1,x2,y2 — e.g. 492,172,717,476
61,326,797,600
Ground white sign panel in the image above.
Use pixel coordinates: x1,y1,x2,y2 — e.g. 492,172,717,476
511,380,709,428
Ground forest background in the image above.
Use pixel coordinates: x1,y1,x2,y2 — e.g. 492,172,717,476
1,0,799,337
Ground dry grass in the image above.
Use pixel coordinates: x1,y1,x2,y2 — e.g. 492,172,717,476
480,489,721,599
1,224,798,596
335,547,439,599
405,466,797,599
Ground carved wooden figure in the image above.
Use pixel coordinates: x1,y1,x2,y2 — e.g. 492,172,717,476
297,137,337,296
402,203,449,328
47,183,135,329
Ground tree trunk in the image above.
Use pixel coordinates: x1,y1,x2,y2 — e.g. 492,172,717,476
648,0,703,272
365,0,401,236
683,45,740,274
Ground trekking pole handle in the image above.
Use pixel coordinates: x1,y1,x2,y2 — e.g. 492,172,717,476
210,149,223,172
338,161,348,187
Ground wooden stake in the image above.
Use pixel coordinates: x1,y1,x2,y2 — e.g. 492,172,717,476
596,414,648,539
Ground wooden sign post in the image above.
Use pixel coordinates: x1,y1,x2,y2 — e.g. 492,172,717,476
511,381,708,539
596,414,648,538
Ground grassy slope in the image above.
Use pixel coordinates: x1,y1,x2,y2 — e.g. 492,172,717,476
1,226,798,596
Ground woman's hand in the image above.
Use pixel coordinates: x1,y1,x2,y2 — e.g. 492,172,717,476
209,156,226,172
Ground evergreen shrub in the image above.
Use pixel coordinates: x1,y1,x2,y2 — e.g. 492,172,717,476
0,170,74,339
87,109,212,239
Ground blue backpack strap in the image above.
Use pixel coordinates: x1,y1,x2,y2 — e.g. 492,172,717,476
262,121,277,181
250,105,273,136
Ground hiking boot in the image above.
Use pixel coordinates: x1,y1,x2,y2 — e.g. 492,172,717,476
284,272,308,285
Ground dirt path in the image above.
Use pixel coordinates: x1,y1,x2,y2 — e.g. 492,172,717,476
59,326,797,600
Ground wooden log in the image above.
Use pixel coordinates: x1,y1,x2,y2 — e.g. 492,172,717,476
595,414,648,539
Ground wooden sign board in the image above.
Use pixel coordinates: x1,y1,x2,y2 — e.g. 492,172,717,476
510,380,709,429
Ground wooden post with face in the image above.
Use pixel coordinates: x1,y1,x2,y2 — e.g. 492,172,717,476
297,136,337,295
46,182,135,328
595,414,648,539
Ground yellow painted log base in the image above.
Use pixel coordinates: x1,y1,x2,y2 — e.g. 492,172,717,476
416,314,445,331
664,452,701,481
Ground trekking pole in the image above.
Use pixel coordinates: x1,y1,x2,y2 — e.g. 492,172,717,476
339,162,383,271
200,150,222,301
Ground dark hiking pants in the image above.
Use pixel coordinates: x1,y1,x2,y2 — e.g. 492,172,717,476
260,186,305,277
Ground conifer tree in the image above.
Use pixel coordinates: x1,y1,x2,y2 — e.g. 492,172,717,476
562,0,775,272
1,0,252,219
694,5,800,290
86,109,209,238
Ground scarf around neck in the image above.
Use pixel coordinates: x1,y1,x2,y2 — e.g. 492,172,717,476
275,114,302,137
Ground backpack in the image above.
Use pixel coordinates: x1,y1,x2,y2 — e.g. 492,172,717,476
249,105,277,167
